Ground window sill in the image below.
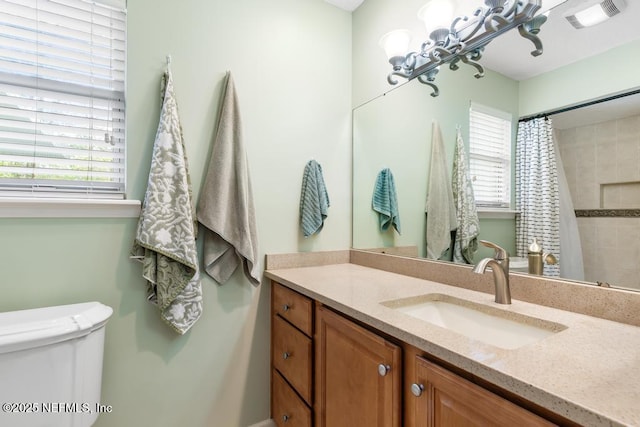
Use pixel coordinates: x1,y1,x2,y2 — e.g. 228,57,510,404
0,198,141,218
477,209,518,219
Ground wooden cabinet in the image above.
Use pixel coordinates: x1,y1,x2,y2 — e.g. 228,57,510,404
315,304,402,427
271,281,572,427
407,352,558,427
271,282,314,426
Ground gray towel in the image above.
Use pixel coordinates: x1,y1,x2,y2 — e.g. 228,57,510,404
425,121,457,260
300,160,330,237
372,168,401,233
196,72,260,286
131,70,203,335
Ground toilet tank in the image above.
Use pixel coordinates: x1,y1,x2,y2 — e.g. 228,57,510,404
0,302,113,427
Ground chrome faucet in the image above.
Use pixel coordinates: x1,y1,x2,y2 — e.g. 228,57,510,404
472,240,511,305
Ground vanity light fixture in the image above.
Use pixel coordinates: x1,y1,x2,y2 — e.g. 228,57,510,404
564,0,627,29
379,0,554,97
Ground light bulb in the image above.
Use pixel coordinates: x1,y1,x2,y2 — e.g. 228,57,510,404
417,0,455,34
379,29,412,60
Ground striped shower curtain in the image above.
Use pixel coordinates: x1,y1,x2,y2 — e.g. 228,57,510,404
515,117,560,276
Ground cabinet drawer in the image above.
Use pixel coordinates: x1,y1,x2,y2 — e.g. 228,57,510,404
273,314,313,404
273,282,313,336
272,370,312,427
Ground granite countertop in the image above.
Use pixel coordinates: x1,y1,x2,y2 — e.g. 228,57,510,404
265,262,640,427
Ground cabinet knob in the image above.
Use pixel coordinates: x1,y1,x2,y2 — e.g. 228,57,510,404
282,304,291,312
411,383,425,397
378,364,391,376
283,352,291,360
282,414,290,423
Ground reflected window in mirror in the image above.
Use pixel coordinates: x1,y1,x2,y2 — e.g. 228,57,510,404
469,103,513,209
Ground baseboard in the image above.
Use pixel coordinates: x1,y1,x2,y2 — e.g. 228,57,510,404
247,419,275,427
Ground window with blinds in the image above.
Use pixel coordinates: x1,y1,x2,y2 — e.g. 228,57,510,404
0,0,126,199
469,103,512,209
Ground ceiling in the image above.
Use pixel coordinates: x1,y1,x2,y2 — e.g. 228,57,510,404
481,0,640,81
328,0,640,127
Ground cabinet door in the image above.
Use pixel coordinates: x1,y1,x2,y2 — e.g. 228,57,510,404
411,356,556,427
315,305,402,427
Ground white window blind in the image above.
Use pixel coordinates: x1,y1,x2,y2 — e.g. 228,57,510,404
0,0,126,198
469,103,512,209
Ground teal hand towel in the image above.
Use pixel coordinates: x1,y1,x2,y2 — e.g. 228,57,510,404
372,168,401,233
300,160,330,237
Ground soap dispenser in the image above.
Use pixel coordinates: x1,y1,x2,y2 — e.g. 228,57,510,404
528,238,543,275
527,238,558,276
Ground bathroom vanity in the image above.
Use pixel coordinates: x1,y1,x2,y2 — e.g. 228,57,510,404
266,250,640,427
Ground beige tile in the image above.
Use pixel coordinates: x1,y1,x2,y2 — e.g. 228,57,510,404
575,124,597,143
615,139,640,181
601,187,620,208
595,120,617,142
619,184,640,208
576,146,596,172
596,223,618,248
617,115,640,139
556,128,576,145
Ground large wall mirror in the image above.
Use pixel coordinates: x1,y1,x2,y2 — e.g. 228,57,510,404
352,0,640,292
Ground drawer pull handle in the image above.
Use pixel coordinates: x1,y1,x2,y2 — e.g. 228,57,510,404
411,383,425,397
378,364,391,376
282,304,291,312
283,352,291,360
282,414,290,423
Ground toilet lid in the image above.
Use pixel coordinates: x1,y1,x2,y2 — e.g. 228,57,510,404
0,302,113,354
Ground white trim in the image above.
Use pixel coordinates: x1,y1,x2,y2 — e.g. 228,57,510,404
477,209,518,219
470,101,513,122
93,0,127,11
247,421,275,427
0,198,140,218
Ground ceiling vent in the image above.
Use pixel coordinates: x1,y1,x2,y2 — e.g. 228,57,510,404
565,0,627,29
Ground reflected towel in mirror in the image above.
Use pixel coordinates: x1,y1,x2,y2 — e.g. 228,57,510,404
372,168,401,234
452,128,480,264
426,121,457,260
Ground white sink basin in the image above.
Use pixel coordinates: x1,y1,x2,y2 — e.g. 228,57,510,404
381,294,566,350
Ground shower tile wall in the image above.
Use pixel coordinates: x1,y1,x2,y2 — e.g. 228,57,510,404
556,113,640,291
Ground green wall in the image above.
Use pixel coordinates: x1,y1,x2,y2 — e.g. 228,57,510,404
519,39,640,116
0,1,352,426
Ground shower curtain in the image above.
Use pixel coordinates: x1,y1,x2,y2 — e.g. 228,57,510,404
553,130,585,281
515,117,560,276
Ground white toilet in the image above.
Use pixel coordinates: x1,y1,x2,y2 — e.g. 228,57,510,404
0,302,113,427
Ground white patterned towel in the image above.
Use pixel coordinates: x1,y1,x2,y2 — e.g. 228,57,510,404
452,128,479,264
131,70,203,335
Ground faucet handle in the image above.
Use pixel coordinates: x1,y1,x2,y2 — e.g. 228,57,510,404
479,240,508,261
